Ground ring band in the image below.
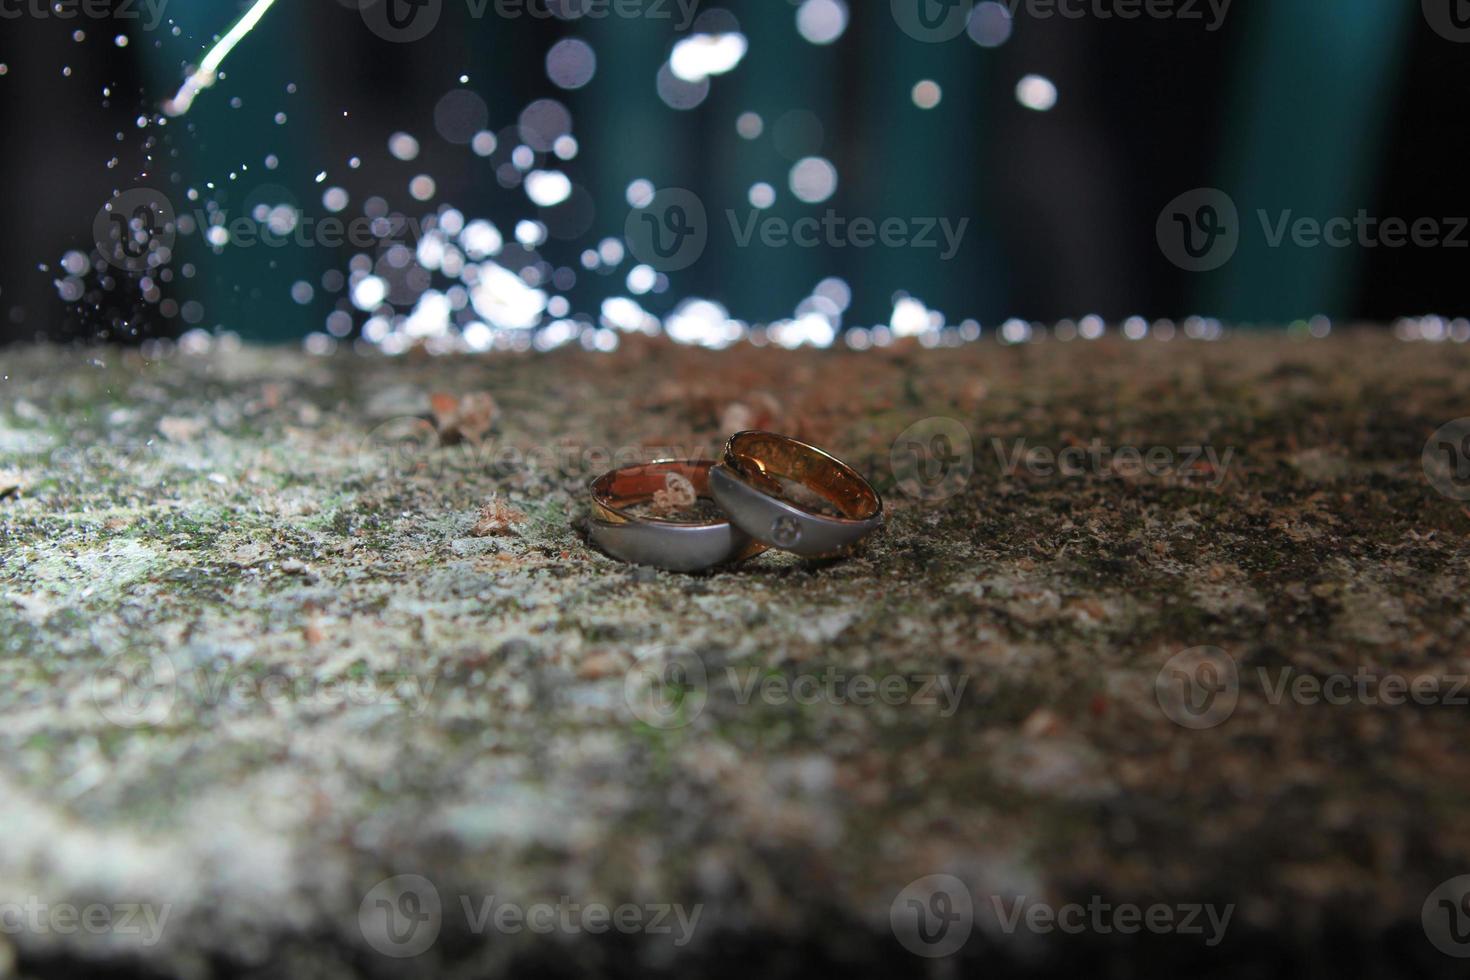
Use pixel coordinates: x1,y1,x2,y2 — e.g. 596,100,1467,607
708,431,884,558
588,460,768,572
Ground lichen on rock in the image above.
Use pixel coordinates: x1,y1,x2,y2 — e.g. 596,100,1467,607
0,334,1467,977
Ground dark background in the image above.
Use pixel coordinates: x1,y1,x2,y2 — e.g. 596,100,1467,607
0,0,1466,345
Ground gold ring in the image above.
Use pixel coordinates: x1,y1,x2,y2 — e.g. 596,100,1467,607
709,431,884,558
588,460,768,572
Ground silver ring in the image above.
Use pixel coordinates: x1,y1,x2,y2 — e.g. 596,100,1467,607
709,431,884,558
588,460,767,573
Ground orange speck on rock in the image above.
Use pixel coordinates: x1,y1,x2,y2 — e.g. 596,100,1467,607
472,496,525,537
1021,707,1063,737
577,653,624,680
431,391,499,444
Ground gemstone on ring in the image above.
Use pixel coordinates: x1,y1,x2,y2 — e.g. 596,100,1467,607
770,516,802,548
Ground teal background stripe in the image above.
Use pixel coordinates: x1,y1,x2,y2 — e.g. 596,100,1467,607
1205,0,1415,323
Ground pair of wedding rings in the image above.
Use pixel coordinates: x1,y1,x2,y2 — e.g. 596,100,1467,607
588,431,884,572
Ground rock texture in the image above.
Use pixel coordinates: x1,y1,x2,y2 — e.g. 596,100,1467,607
0,333,1467,978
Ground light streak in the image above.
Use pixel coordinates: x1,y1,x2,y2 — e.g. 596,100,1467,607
163,0,280,117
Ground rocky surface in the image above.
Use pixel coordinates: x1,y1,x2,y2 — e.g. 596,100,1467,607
1,332,1468,978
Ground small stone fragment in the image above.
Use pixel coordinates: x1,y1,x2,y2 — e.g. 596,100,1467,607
158,415,206,442
577,653,623,680
229,542,271,567
471,496,525,537
1021,707,1063,737
719,391,783,434
431,391,498,444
